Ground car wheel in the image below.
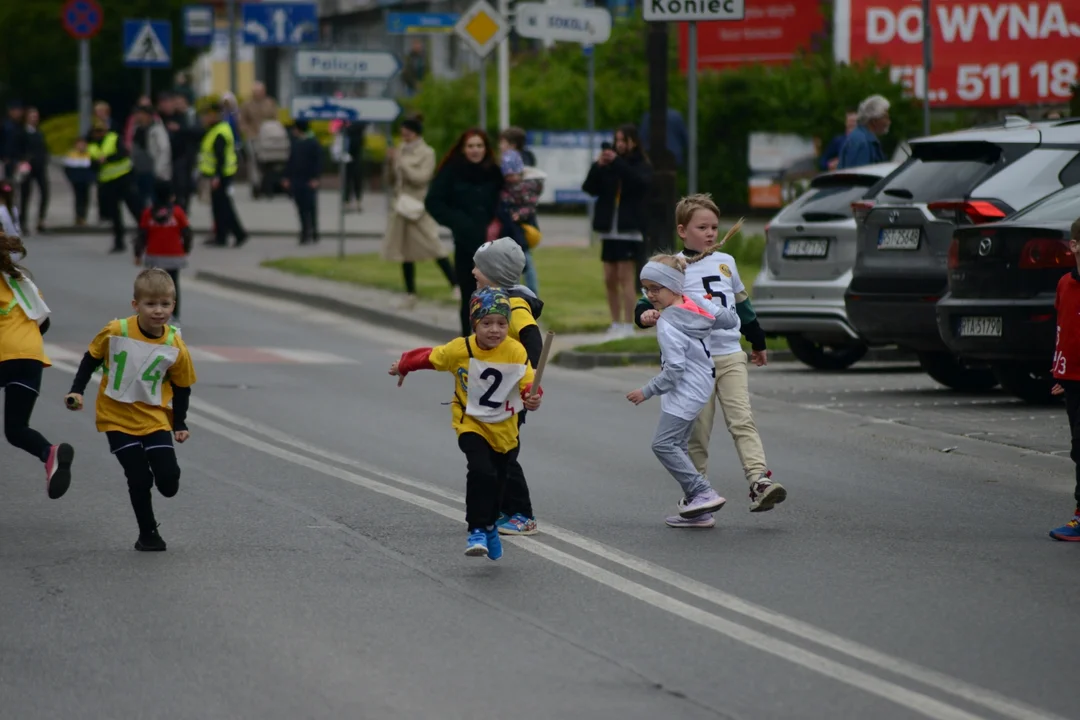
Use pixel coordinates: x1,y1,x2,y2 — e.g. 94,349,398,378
786,336,869,371
916,351,998,392
991,362,1061,405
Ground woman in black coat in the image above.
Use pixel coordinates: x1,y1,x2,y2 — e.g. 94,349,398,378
425,128,504,336
582,124,653,338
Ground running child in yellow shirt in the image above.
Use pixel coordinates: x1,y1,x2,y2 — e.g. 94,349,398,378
390,287,543,559
65,269,197,552
0,232,75,498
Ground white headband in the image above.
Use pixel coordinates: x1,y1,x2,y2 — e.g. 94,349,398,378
640,261,684,293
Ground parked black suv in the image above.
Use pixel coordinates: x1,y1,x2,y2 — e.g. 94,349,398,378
937,182,1080,403
845,118,1080,390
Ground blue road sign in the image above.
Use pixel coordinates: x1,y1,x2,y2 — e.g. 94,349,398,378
386,12,459,34
123,19,172,68
243,2,318,46
291,97,402,123
183,5,214,47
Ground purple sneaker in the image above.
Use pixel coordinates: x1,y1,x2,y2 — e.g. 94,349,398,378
678,489,726,519
666,513,715,528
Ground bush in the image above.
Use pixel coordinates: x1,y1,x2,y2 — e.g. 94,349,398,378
407,18,929,209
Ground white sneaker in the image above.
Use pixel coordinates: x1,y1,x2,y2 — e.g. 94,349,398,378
749,473,787,512
619,323,636,338
398,294,419,310
604,323,623,339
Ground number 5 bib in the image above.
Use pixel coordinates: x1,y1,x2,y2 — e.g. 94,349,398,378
104,319,180,407
464,358,526,424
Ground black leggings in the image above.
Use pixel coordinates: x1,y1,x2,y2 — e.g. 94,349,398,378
107,430,181,534
1063,381,1080,507
500,412,533,518
0,359,51,463
402,258,457,295
459,432,518,531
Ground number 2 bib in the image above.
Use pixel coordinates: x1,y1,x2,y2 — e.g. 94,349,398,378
464,358,526,424
2,273,50,325
103,319,180,407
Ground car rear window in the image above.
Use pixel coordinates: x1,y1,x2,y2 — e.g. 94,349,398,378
1009,183,1080,223
871,142,1004,203
776,177,881,222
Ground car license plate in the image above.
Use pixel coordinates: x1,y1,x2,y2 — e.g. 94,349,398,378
878,228,921,250
783,238,828,258
958,316,1002,337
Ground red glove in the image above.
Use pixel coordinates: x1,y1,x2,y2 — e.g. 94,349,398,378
397,348,435,377
521,384,543,400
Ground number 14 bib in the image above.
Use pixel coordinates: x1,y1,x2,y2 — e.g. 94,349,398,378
464,358,525,424
104,320,179,407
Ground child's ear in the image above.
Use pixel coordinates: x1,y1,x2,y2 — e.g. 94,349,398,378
676,224,686,238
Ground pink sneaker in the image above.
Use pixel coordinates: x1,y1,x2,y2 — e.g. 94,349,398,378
45,443,74,499
678,489,726,519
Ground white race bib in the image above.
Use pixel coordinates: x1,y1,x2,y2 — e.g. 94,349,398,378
464,358,526,424
103,332,179,407
3,273,50,325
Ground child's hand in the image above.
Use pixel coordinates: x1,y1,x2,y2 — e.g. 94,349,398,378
389,360,404,386
640,309,660,327
64,393,83,411
523,393,541,411
1051,383,1065,396
626,389,646,405
750,349,768,367
174,430,190,443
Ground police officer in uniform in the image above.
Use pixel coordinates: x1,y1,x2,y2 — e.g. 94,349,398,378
199,101,247,247
88,120,142,253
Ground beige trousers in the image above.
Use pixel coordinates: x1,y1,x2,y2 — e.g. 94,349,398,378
688,350,768,485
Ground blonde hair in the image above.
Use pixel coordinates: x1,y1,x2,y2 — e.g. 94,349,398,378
133,268,176,300
0,231,27,279
675,193,745,263
647,252,688,273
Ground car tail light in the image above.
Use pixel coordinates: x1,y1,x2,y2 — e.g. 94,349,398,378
851,200,875,221
1019,238,1074,269
947,238,960,269
927,200,1008,224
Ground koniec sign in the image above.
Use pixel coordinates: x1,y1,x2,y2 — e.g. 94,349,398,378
834,0,1080,107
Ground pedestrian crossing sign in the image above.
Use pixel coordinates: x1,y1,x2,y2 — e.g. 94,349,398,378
123,19,172,68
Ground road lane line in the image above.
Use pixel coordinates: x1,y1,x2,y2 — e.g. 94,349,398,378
182,395,1064,720
46,362,1065,720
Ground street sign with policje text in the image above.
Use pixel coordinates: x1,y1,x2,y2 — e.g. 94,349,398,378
294,50,401,81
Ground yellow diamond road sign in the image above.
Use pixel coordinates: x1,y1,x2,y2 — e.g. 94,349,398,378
455,0,509,58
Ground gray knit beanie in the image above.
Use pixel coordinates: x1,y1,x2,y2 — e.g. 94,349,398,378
473,237,525,287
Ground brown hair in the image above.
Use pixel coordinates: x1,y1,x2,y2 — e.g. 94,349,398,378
676,193,721,227
437,128,496,173
647,252,688,273
133,268,176,300
500,126,527,151
0,231,27,280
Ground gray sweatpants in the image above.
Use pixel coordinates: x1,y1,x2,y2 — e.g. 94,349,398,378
652,411,712,499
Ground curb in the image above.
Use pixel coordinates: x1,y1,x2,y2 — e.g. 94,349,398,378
50,225,408,241
195,270,458,345
553,346,915,370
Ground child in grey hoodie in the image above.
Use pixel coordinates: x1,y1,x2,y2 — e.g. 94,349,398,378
627,254,739,528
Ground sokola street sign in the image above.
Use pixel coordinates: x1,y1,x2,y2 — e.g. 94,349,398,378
643,0,744,22
514,3,612,44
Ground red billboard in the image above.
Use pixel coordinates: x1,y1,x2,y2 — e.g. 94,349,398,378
678,0,824,72
834,0,1080,107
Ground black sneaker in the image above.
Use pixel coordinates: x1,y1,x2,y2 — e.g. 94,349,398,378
135,526,167,552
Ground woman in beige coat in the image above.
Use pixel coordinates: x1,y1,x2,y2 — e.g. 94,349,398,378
382,117,457,307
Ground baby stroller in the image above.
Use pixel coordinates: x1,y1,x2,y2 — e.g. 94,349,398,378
248,119,291,199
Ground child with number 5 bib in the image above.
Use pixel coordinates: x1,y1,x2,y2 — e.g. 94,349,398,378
390,287,543,559
628,254,739,527
66,269,197,552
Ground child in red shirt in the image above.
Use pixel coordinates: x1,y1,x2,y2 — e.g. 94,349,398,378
135,181,192,323
1049,217,1080,541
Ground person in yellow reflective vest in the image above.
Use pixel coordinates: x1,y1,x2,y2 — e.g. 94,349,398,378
87,120,142,253
199,101,247,247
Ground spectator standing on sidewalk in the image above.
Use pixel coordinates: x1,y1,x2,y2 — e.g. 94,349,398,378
92,101,113,223
342,120,367,212
820,109,857,171
16,107,49,234
425,128,503,336
383,117,457,308
63,139,94,226
1,101,26,181
199,101,248,248
131,104,172,210
88,121,141,254
282,120,322,246
159,93,195,212
837,95,890,170
1048,217,1080,542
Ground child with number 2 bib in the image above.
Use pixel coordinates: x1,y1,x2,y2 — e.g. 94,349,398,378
66,269,197,552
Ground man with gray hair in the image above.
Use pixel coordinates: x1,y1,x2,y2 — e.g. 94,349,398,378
837,94,890,170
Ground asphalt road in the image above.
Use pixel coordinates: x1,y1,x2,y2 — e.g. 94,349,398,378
3,235,1078,720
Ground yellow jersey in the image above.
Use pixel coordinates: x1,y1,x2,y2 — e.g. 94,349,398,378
0,275,50,365
87,317,197,435
429,335,534,454
508,296,538,343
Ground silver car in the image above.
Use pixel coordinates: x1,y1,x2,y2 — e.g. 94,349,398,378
753,163,898,370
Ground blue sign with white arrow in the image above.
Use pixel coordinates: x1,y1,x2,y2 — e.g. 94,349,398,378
386,12,459,34
123,19,172,68
243,2,318,46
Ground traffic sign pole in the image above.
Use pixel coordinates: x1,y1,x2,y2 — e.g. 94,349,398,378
62,0,104,136
228,0,238,94
79,40,92,136
497,0,510,130
479,57,487,131
688,21,698,195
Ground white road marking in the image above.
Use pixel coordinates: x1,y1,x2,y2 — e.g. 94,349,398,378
185,347,233,363
42,367,1067,720
256,347,360,365
43,343,85,364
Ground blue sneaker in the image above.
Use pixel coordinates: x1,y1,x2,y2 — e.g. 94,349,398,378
484,526,503,560
465,529,489,557
1049,511,1080,542
497,512,538,536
